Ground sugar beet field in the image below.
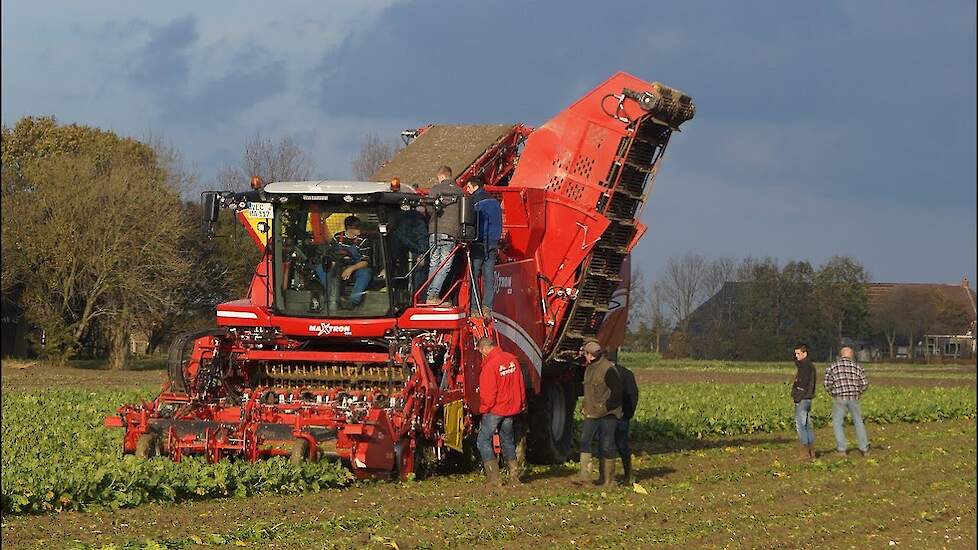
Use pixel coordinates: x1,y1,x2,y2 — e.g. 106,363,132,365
2,356,975,549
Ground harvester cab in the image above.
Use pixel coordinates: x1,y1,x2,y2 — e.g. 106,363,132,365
203,180,481,317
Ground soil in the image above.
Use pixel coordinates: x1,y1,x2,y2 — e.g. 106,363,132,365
4,362,970,393
2,420,974,549
1,363,164,392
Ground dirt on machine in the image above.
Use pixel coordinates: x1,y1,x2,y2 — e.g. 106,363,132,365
105,72,695,479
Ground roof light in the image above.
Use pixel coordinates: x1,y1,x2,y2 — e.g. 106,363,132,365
390,177,401,192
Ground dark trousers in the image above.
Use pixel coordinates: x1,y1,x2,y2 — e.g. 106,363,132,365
614,417,631,460
580,415,618,459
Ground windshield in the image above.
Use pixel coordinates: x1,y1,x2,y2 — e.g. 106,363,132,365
272,200,427,318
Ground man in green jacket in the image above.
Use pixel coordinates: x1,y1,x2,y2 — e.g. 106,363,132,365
577,340,623,488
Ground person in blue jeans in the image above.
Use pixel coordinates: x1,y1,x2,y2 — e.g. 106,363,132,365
791,343,817,460
465,176,502,316
426,166,462,304
824,346,870,456
325,216,374,309
476,337,526,486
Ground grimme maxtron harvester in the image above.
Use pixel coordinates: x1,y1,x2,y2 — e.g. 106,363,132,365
106,72,694,479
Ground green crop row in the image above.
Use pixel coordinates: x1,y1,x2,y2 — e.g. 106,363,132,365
1,389,351,515
3,383,975,516
627,383,978,441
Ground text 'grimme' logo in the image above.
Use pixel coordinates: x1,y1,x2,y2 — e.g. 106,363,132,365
308,322,352,336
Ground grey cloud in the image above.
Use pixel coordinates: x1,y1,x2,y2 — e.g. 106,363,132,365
129,15,196,93
126,16,285,129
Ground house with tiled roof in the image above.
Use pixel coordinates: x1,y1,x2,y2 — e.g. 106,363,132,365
867,278,976,359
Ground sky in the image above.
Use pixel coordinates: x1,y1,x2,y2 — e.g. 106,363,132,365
3,0,975,285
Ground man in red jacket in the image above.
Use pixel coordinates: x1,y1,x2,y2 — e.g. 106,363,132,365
476,337,527,486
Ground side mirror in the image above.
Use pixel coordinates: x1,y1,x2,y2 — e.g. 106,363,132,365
459,195,477,241
201,192,221,235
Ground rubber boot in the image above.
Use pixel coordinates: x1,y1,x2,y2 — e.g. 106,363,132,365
621,454,633,486
505,459,522,485
601,458,617,489
576,452,593,484
483,459,503,487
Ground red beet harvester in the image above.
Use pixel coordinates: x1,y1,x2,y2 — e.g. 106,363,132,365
105,72,695,479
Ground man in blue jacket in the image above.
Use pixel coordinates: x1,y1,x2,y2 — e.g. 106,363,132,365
464,176,502,316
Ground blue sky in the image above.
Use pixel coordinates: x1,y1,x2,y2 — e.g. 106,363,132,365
3,0,975,285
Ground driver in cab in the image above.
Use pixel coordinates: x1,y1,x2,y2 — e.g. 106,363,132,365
326,215,374,309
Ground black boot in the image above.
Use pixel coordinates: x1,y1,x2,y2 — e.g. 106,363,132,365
621,454,633,486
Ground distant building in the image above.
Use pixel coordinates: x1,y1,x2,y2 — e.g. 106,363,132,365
866,278,976,359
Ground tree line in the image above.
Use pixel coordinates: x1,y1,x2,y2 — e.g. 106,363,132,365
625,254,973,361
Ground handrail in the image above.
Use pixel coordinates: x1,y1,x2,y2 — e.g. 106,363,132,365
411,241,465,306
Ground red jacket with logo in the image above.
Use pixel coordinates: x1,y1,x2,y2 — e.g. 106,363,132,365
478,347,527,416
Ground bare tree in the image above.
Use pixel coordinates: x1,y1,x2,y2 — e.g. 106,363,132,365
352,131,399,181
212,134,314,294
217,133,313,190
704,256,737,298
649,279,671,352
659,253,712,332
627,266,651,333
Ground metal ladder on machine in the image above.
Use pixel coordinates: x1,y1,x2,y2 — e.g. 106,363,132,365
553,119,674,358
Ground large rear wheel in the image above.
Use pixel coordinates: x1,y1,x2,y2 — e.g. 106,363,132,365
527,379,577,464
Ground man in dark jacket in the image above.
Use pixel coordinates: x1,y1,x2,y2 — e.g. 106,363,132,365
465,176,502,316
426,166,462,303
614,363,640,484
477,337,527,486
792,343,817,460
577,340,623,488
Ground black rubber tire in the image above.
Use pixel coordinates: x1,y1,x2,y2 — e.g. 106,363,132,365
289,438,310,465
135,433,161,459
166,328,227,393
526,379,577,464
